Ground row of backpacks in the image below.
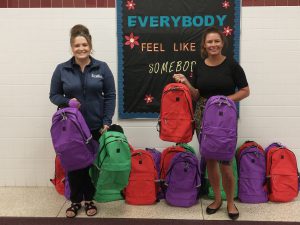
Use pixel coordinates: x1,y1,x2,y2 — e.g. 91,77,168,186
201,141,300,204
50,106,299,207
51,129,299,206
90,136,201,207
236,141,299,203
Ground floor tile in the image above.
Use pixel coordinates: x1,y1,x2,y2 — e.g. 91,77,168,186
0,187,66,217
2,186,300,222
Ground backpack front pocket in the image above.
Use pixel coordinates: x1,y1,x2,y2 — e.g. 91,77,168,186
200,126,236,160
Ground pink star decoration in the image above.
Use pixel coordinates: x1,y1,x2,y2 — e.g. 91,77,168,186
126,0,136,10
223,26,233,36
144,94,154,104
222,0,230,9
124,33,140,49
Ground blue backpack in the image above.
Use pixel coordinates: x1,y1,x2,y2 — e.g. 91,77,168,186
164,152,201,207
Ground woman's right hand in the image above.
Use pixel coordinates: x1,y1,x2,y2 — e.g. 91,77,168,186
68,98,81,108
173,73,188,85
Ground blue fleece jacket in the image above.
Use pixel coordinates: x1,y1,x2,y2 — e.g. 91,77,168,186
49,57,116,130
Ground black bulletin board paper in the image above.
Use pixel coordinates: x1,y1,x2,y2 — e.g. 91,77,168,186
117,0,241,118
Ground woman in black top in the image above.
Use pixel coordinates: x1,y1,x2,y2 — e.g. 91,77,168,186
173,26,250,220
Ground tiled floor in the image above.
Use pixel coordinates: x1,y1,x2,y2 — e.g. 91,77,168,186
0,187,300,222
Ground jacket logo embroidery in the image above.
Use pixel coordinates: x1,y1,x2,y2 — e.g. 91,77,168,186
91,74,103,79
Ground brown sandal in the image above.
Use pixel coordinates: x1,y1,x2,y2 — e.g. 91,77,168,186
85,201,97,216
66,203,81,218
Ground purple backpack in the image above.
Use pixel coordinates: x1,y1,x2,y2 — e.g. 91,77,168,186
145,147,164,199
237,145,268,203
199,96,237,161
145,148,161,177
265,142,284,153
164,152,200,207
50,107,98,171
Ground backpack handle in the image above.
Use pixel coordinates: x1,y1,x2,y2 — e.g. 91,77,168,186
217,96,233,106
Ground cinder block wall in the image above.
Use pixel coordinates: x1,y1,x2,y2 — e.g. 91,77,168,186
0,6,299,186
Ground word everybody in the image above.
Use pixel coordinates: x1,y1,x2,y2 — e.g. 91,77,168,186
127,15,227,28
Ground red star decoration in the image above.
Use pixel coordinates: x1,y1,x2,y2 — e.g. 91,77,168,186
124,32,140,49
144,94,154,104
125,0,136,10
223,26,233,36
222,0,230,9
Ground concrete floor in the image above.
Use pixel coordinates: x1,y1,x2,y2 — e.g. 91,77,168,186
0,187,299,221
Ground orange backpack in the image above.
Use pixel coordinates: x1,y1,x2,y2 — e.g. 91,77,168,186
158,83,194,143
266,144,299,202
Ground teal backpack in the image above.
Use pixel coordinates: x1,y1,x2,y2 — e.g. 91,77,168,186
90,129,131,202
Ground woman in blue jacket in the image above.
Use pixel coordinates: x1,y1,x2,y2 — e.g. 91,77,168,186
50,24,116,218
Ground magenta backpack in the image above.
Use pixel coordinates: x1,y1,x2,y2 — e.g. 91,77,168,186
50,107,98,171
199,96,237,161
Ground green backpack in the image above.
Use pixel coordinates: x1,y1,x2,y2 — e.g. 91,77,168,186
204,156,238,200
176,143,196,155
90,130,131,202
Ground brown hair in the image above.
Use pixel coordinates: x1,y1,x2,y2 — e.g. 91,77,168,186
70,24,93,50
200,26,227,59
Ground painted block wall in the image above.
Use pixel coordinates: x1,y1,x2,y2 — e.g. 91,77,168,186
0,7,299,186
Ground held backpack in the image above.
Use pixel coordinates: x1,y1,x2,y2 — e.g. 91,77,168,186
265,144,299,202
50,107,98,171
124,149,159,205
90,129,131,202
164,152,201,207
158,83,194,143
237,141,268,203
199,96,237,161
50,156,70,199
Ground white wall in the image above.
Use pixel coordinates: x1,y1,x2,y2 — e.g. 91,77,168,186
0,7,299,186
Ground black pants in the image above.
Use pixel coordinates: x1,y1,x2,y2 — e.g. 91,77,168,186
68,129,101,203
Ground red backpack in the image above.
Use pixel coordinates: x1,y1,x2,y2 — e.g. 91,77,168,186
50,156,70,199
124,149,159,205
50,156,66,196
266,145,299,202
160,145,186,181
158,83,194,143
